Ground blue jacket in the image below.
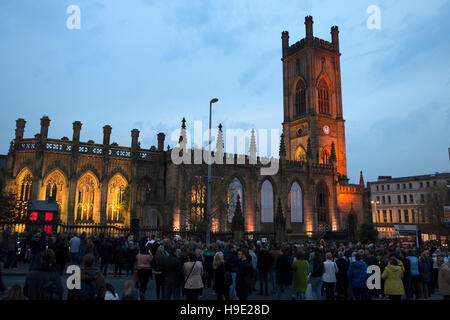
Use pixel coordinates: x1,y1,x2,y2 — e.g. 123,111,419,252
406,256,419,276
226,251,239,273
347,260,368,288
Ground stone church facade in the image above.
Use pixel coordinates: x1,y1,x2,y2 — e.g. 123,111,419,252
3,17,364,239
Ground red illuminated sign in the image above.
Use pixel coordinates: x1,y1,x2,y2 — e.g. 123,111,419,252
44,225,52,234
45,212,53,221
29,212,38,221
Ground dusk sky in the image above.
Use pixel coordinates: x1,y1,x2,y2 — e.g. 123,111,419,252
0,0,449,184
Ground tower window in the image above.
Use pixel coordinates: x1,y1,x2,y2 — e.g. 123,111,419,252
318,79,330,114
295,80,306,116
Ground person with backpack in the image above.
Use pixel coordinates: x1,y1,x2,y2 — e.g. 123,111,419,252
23,249,63,300
309,251,325,300
76,253,106,300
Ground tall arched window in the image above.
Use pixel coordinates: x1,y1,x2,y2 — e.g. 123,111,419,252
318,79,330,114
76,173,97,222
228,177,243,223
107,174,128,223
16,168,33,218
316,182,329,224
290,182,303,223
295,80,306,116
45,170,65,203
261,180,274,223
190,178,206,224
294,146,306,162
320,146,331,165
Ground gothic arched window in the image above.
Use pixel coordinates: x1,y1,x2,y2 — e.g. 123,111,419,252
294,146,306,162
107,174,128,223
261,180,274,223
228,177,243,223
76,173,97,222
318,79,330,114
190,178,206,227
45,170,65,203
290,182,303,223
295,80,306,116
16,168,33,218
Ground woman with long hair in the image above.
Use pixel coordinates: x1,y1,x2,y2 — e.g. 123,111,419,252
309,250,325,300
213,252,230,300
122,280,140,300
151,246,165,300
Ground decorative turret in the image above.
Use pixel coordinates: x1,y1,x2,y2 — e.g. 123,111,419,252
331,26,339,52
157,132,165,151
40,116,50,139
305,16,314,43
131,129,140,149
103,125,112,146
279,133,286,158
249,128,257,164
15,118,26,140
359,171,364,188
306,137,313,162
179,117,187,144
281,31,289,58
231,195,245,242
330,142,337,166
216,123,224,157
72,121,82,142
274,197,286,243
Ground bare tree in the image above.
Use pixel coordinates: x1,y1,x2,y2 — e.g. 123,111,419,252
416,183,449,230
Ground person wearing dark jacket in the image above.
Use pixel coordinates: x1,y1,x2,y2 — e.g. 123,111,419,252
236,249,253,301
275,246,292,300
113,242,126,277
162,246,183,300
54,235,68,275
225,245,239,300
347,253,368,300
125,242,138,276
99,239,114,276
364,251,379,300
257,245,271,296
23,249,63,300
335,251,349,300
213,252,230,300
75,254,106,300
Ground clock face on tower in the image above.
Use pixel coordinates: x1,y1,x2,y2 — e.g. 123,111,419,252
323,125,330,135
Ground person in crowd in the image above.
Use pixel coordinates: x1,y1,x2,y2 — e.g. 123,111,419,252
54,234,68,275
257,244,271,296
72,253,107,300
23,249,63,300
309,251,325,300
152,246,165,300
419,252,430,298
183,251,204,301
136,246,152,299
381,256,405,300
69,233,80,265
225,244,239,300
364,250,379,300
125,241,138,277
104,283,120,300
212,251,230,300
5,232,18,270
275,246,292,300
292,249,309,300
162,246,183,300
113,241,126,277
405,249,421,299
323,252,339,300
29,231,46,271
335,251,349,300
248,245,258,293
202,244,215,289
268,244,280,295
3,284,26,300
348,253,369,300
437,253,450,300
122,280,140,300
236,248,253,301
99,238,114,277
431,252,439,294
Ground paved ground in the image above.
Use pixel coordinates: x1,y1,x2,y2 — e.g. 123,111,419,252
0,262,444,300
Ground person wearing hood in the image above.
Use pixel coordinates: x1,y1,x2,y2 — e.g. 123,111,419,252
76,254,106,300
347,253,368,300
381,256,405,300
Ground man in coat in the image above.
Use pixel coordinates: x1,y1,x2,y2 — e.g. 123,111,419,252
437,254,450,300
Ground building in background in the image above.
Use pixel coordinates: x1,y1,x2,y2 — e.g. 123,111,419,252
367,173,450,243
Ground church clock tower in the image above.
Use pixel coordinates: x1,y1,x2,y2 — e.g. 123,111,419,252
281,16,348,177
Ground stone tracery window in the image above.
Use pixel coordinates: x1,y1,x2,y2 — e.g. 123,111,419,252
45,171,65,203
190,178,206,224
294,146,306,162
318,79,330,114
228,177,243,223
290,182,303,223
261,180,274,223
107,174,127,223
317,182,329,224
75,173,97,222
16,168,33,218
295,80,306,116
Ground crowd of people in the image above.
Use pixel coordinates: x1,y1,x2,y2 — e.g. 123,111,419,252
0,228,449,301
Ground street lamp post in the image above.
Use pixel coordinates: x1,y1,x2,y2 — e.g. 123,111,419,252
206,98,219,245
371,200,380,223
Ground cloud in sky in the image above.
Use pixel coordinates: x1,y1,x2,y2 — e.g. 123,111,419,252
0,0,449,184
